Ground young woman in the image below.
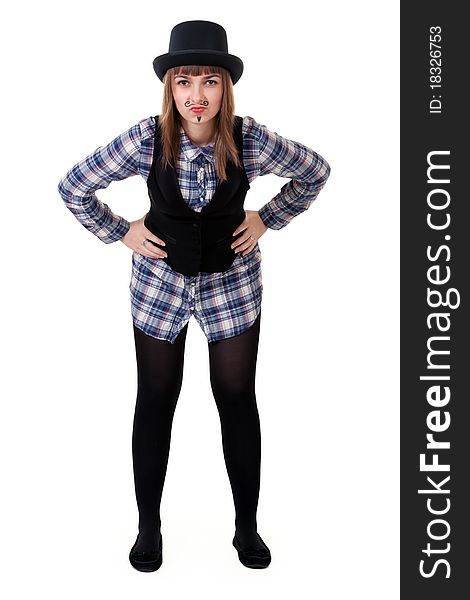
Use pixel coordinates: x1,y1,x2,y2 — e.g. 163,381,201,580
58,20,331,572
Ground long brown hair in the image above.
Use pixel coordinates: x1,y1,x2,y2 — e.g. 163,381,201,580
158,64,241,182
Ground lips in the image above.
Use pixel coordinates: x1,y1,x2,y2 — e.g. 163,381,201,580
191,107,206,112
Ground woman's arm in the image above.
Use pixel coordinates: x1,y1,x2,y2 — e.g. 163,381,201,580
245,116,331,230
57,119,145,244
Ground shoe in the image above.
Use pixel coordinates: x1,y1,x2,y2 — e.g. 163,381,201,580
232,532,271,569
129,531,163,572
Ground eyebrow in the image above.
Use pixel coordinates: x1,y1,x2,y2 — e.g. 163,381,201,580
174,73,221,79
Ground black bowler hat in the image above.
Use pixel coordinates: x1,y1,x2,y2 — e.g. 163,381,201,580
153,20,244,84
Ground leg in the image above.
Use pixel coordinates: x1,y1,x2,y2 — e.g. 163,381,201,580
208,311,265,549
131,322,189,553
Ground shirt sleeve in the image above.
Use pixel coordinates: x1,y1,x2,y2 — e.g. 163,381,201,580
57,120,144,244
244,116,331,230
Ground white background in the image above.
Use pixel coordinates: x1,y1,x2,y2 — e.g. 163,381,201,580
1,0,399,597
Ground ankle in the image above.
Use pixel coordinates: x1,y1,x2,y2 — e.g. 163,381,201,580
235,521,257,534
139,520,161,534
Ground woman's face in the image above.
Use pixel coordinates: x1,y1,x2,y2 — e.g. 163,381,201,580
171,71,223,125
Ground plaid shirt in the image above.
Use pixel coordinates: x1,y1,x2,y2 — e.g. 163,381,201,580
58,115,331,343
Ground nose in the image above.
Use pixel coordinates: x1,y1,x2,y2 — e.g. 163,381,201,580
190,84,206,104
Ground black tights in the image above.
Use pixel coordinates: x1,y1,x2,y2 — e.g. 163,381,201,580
131,311,262,552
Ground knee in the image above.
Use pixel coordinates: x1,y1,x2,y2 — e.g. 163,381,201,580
210,376,255,406
137,371,183,406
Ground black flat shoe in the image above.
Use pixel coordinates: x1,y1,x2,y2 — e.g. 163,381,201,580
232,532,271,569
129,531,163,572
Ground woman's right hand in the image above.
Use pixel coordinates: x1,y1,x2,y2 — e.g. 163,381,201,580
120,215,168,259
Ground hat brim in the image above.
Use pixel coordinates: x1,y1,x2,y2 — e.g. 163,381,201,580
153,50,244,84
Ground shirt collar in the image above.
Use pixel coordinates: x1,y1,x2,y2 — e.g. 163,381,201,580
180,127,215,164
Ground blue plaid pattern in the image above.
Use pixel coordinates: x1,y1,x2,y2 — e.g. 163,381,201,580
58,115,331,343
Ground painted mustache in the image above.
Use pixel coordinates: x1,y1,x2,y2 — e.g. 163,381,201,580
184,100,209,107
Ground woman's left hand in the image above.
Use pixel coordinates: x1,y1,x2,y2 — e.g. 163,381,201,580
231,210,268,256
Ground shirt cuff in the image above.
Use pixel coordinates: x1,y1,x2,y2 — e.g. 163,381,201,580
97,215,131,244
258,202,290,230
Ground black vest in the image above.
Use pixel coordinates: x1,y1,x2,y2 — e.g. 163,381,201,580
144,115,250,276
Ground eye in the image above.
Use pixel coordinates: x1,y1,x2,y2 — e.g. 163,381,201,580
175,79,218,86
